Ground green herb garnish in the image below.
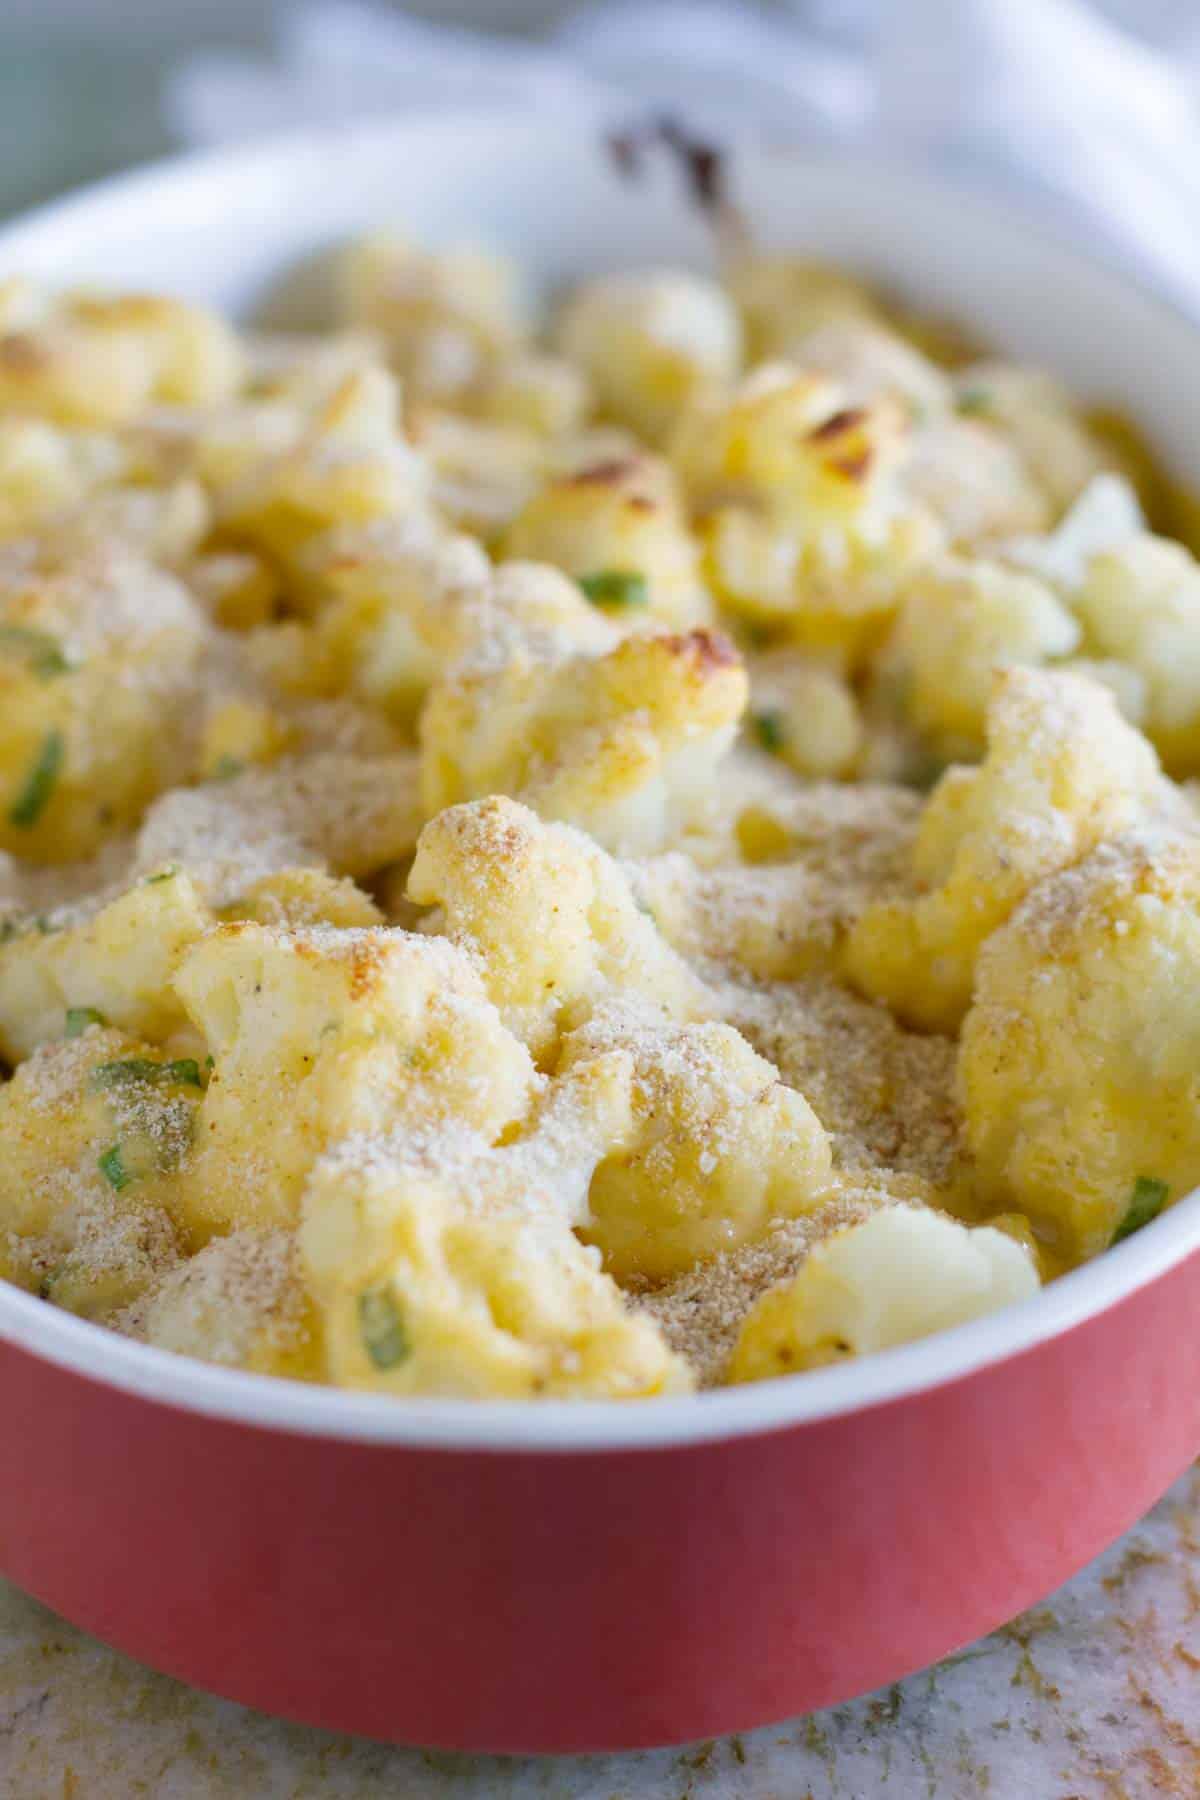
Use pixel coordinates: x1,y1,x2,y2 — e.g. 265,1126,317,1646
752,710,786,754
9,730,64,829
98,1144,132,1192
357,1284,411,1370
956,387,993,417
578,569,649,611
143,865,179,885
1113,1176,1169,1244
92,1057,204,1091
208,754,245,782
0,624,72,679
65,1006,106,1038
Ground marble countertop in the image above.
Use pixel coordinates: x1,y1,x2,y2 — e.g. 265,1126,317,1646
1,1465,1197,1800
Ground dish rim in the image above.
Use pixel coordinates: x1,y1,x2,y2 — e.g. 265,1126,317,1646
0,114,1198,1454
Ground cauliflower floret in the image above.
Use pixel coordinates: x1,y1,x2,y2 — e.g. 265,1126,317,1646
0,542,209,861
0,288,242,425
503,451,711,629
300,1057,690,1398
563,1005,832,1279
408,796,711,1060
556,267,741,446
407,406,545,539
0,418,128,540
1075,533,1200,773
206,367,432,567
341,233,525,405
787,319,953,418
307,514,491,724
419,619,747,856
902,415,1052,546
844,668,1184,1031
0,866,210,1062
952,363,1117,514
725,254,882,362
312,550,611,730
469,349,590,439
1003,471,1144,592
133,748,424,906
122,1228,322,1379
172,924,536,1242
960,829,1200,1260
729,1204,1038,1381
56,290,244,408
743,649,863,777
0,1026,197,1315
672,366,941,664
877,556,1080,756
223,867,383,932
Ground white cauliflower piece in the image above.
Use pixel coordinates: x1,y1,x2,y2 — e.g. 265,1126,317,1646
408,796,711,1059
503,450,711,629
556,267,741,445
960,828,1200,1260
878,556,1080,755
173,924,536,1241
564,1005,833,1279
844,668,1185,1030
730,1205,1038,1380
419,614,748,856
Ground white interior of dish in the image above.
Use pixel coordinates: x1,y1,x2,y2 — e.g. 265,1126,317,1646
0,116,1197,1450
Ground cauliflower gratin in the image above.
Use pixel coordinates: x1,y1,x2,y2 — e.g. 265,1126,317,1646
0,240,1195,1402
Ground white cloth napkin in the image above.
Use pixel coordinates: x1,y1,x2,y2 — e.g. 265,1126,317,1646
166,0,1200,316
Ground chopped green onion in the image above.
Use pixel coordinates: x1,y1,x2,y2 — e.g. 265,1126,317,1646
578,569,650,611
1113,1176,1169,1244
92,1057,204,1091
143,865,179,885
358,1284,410,1370
752,710,786,755
9,731,64,829
65,1006,106,1038
0,624,72,679
208,754,245,782
956,387,993,417
98,1144,132,1192
164,1058,204,1089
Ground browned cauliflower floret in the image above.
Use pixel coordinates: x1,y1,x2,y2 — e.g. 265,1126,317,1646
844,668,1187,1030
408,796,711,1060
420,609,748,856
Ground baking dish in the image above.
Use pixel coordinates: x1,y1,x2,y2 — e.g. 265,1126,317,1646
1,116,1199,1753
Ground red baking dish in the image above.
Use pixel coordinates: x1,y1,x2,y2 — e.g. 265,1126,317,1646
1,119,1199,1752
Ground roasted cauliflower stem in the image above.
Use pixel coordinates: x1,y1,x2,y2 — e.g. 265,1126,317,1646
0,245,1190,1398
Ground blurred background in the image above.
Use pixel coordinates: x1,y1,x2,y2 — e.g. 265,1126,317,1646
2,0,1200,233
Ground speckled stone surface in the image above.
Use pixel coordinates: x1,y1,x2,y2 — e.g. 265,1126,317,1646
1,1466,1197,1800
